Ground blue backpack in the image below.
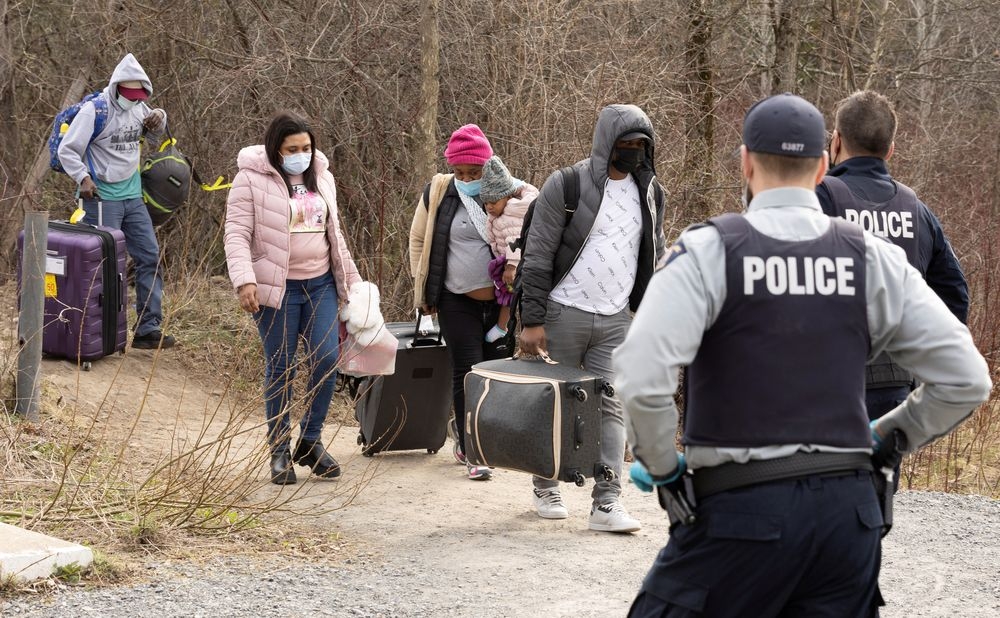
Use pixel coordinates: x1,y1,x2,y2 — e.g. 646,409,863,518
48,91,109,173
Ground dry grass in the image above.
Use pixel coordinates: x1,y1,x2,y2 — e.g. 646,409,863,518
903,401,1000,498
0,247,997,597
0,276,377,592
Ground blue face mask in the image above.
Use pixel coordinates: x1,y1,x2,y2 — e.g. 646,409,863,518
281,152,312,176
455,179,482,196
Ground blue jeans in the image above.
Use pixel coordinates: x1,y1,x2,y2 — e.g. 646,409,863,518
532,300,631,505
255,272,340,448
81,197,164,336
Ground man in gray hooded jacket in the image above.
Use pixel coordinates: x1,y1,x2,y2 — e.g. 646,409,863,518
518,104,667,532
58,53,175,349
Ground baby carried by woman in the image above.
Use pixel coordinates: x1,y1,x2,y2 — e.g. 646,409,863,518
479,155,539,344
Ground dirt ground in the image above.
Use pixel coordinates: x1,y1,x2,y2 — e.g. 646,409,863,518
20,343,1000,617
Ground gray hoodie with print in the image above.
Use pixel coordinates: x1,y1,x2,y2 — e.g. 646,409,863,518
57,53,168,186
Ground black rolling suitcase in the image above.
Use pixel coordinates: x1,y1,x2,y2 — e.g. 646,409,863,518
354,317,452,456
17,220,128,370
463,357,615,486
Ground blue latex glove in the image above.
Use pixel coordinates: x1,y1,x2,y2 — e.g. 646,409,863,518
630,453,686,493
870,419,884,450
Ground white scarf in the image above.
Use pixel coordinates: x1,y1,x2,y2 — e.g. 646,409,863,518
458,190,490,242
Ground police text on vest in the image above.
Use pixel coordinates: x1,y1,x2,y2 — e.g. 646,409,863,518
844,209,914,239
743,256,856,296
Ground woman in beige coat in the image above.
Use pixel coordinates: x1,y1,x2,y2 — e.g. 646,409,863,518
225,112,363,485
409,124,509,481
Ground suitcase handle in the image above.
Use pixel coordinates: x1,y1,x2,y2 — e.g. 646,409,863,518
573,414,585,450
411,309,443,346
75,198,105,226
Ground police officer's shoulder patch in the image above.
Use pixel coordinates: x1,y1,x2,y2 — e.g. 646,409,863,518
661,240,687,268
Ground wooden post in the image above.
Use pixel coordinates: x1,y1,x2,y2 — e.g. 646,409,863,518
16,211,47,422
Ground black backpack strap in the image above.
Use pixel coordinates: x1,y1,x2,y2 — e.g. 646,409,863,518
559,166,579,222
508,166,579,335
422,182,432,211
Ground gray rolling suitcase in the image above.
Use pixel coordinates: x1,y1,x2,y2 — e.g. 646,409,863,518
463,357,615,485
353,318,452,456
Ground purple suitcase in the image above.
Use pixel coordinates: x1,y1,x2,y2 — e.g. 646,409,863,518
18,221,128,368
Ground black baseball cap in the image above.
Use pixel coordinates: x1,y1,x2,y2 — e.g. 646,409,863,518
743,93,825,157
618,130,651,142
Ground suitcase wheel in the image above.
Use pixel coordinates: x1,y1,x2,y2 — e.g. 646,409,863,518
356,434,364,445
82,361,92,372
570,385,588,402
427,448,438,455
572,471,586,487
594,464,615,482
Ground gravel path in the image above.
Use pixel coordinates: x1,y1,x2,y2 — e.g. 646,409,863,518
3,438,999,618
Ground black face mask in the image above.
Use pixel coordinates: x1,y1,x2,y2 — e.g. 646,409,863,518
611,147,645,174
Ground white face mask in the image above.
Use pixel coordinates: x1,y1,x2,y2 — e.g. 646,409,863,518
281,152,312,176
117,95,138,110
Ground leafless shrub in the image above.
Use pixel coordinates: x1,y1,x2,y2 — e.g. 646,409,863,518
0,1,995,524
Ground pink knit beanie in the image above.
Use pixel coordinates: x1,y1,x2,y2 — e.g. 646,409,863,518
444,124,493,166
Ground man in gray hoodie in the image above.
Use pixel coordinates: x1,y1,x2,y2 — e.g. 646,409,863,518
58,53,175,349
518,104,667,533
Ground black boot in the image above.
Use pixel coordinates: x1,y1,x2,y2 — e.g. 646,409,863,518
270,445,297,485
292,438,342,479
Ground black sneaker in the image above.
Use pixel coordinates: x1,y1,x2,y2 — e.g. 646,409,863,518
132,331,177,349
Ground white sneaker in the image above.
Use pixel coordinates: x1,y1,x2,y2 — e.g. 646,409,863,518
467,462,492,480
532,488,569,519
589,501,641,533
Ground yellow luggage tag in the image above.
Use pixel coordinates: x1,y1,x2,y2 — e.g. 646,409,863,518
70,199,86,224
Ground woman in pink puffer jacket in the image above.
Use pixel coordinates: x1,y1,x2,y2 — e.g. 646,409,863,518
480,156,540,343
225,111,364,486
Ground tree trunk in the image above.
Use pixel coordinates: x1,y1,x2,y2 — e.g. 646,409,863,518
415,0,440,185
770,0,800,93
682,0,715,220
0,0,19,195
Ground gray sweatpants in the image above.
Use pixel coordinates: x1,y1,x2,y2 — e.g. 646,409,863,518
532,299,631,506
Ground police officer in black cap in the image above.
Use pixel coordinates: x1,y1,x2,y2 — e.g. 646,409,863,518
818,90,970,424
613,93,991,617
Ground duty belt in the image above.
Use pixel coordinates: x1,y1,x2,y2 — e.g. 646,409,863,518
691,452,873,499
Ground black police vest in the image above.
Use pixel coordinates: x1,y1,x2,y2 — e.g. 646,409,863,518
684,213,871,449
822,176,920,267
822,175,920,389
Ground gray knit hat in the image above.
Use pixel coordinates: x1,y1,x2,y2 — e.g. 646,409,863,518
480,156,519,203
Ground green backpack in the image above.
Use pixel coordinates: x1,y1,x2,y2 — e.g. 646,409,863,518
141,130,195,226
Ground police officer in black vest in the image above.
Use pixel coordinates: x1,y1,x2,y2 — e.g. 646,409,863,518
614,93,991,617
818,90,970,423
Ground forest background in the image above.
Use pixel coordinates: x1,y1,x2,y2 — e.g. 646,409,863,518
0,0,997,502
